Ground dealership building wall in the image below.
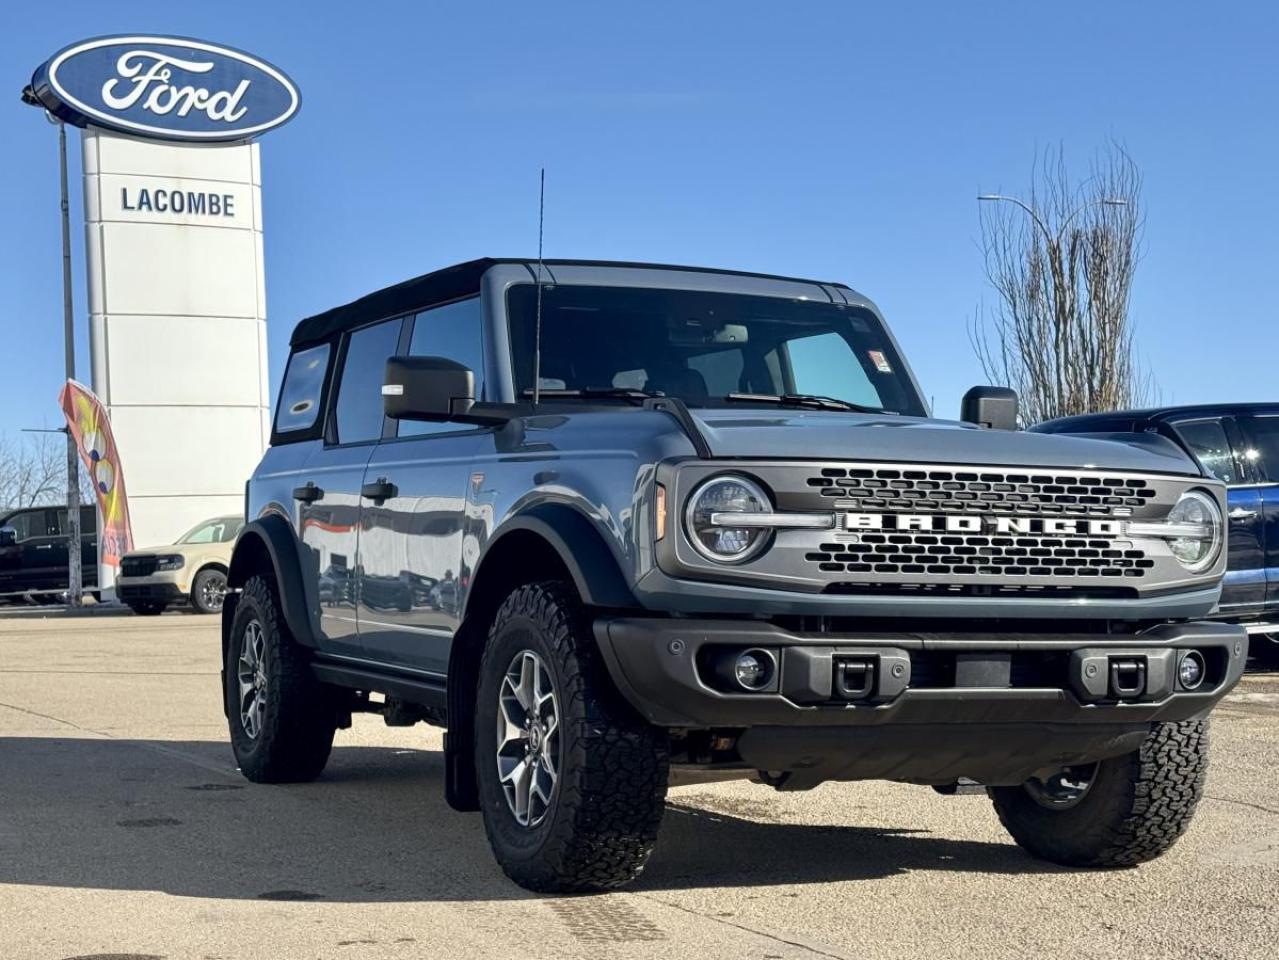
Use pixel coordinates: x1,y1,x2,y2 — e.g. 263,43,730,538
81,129,270,581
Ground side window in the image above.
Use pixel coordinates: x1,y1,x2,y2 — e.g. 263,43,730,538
399,298,484,438
4,512,37,542
1242,416,1279,483
1174,418,1240,484
275,343,331,436
333,318,402,444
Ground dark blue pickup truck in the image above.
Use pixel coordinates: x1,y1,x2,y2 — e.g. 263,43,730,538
1035,404,1279,664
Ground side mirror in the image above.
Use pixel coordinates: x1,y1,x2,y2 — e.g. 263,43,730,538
382,356,475,421
961,386,1019,431
0,526,16,548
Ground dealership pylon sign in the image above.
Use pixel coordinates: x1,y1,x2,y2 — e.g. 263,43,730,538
23,35,300,594
26,35,300,142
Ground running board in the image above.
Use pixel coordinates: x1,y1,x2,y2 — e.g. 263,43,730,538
1244,623,1278,635
312,660,448,712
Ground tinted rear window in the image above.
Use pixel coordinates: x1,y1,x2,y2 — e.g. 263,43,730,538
274,343,331,436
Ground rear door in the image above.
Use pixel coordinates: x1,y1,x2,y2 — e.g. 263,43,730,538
357,297,487,675
25,508,69,592
1170,416,1264,612
1236,414,1279,610
303,316,406,657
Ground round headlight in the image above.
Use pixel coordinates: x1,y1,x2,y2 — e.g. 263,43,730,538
1165,490,1222,573
685,476,773,563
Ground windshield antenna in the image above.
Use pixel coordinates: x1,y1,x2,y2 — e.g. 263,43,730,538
532,168,546,407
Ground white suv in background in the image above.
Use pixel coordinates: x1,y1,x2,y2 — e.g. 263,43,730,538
117,515,243,615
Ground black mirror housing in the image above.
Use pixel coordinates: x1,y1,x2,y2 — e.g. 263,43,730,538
383,356,476,421
382,356,515,425
0,526,15,548
961,386,1019,431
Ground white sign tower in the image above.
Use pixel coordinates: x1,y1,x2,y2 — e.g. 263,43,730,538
81,131,270,559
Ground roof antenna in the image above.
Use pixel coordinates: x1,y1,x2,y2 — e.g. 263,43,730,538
532,167,546,408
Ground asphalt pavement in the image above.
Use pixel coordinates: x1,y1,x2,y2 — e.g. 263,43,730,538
1,611,1276,960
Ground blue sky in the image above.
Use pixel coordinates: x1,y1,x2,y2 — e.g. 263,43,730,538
2,1,1275,437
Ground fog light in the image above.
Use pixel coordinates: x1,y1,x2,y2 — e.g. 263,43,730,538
734,649,774,690
1178,651,1206,691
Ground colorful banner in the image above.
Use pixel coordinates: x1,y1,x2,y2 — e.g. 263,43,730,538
59,379,133,566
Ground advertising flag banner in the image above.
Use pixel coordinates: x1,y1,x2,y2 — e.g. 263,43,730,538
58,379,133,565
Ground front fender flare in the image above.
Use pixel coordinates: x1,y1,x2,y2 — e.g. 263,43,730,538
226,513,320,648
467,504,637,616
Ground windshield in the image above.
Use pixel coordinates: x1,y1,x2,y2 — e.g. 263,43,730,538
506,284,926,416
178,517,244,544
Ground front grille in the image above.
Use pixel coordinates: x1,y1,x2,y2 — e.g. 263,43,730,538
806,467,1155,517
807,533,1155,580
120,556,157,577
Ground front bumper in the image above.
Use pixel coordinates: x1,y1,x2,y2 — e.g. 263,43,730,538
595,618,1247,728
594,617,1247,785
117,579,186,605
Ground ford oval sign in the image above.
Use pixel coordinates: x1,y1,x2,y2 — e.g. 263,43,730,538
27,35,300,142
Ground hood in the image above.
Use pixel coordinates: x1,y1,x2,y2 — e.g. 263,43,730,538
688,409,1199,475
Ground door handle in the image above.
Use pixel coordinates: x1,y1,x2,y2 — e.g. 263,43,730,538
361,477,398,503
1229,507,1258,521
292,482,324,503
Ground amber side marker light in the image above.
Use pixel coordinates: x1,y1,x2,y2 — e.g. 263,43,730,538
656,484,667,540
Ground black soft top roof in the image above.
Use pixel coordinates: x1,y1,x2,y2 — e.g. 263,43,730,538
288,257,850,347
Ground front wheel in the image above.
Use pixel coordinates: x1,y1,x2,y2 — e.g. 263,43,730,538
191,567,228,614
226,575,338,783
989,720,1209,868
475,582,669,892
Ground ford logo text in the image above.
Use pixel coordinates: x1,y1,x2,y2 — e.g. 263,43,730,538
27,36,300,142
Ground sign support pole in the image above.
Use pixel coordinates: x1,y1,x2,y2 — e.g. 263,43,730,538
57,120,83,608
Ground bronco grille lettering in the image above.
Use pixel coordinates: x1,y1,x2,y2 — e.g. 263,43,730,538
844,513,1122,536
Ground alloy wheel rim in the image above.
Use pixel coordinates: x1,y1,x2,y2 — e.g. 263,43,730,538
237,619,268,739
201,573,227,611
495,649,560,827
1024,763,1098,810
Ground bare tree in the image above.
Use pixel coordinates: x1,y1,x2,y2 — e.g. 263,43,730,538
0,431,94,512
970,145,1154,426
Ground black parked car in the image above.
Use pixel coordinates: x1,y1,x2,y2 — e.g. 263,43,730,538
1035,404,1279,664
0,505,98,603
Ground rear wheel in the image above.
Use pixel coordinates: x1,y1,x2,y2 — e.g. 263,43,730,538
989,720,1209,867
191,567,228,614
475,581,669,892
226,575,338,783
128,602,165,616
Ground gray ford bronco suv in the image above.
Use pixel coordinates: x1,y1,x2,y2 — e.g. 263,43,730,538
223,258,1246,891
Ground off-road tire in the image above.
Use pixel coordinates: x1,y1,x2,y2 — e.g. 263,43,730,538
128,602,165,616
475,581,669,892
989,719,1209,868
226,574,338,783
191,567,228,615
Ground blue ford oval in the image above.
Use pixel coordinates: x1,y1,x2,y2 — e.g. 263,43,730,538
28,35,300,142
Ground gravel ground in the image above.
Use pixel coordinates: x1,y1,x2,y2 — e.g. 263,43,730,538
1,611,1276,960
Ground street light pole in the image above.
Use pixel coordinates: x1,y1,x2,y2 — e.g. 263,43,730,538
56,120,83,608
976,193,1128,243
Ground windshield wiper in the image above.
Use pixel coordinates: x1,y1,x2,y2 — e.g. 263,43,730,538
522,387,664,406
724,392,888,414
